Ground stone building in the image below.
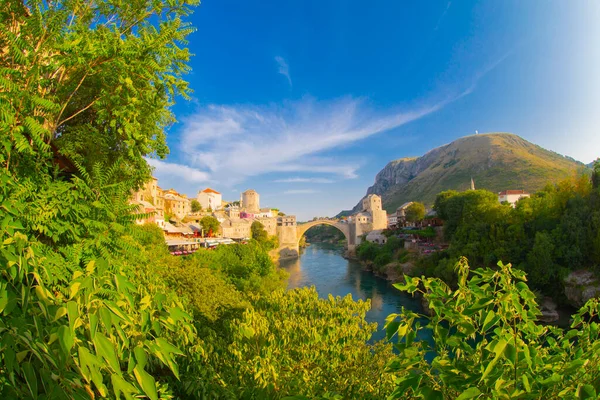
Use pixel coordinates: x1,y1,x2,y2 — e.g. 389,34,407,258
163,189,191,220
241,189,260,213
277,215,298,252
360,194,387,230
197,188,222,211
256,216,277,236
130,177,164,224
226,206,240,219
392,202,414,227
220,218,251,239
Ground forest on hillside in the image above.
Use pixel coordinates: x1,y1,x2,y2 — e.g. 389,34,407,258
2,1,600,398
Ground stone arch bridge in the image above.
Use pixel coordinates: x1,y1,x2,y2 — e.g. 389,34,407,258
276,218,357,259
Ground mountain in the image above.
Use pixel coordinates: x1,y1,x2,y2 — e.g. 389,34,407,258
342,133,588,215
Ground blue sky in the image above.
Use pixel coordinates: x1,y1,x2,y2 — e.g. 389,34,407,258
149,0,600,220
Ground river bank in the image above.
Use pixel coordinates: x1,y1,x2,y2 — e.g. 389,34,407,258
344,245,578,327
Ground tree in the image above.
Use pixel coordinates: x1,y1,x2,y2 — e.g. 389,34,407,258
1,0,198,186
251,221,269,242
405,202,426,222
200,216,220,237
191,199,202,213
592,159,600,190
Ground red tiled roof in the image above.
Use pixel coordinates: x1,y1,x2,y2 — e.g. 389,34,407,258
498,190,529,195
202,188,221,194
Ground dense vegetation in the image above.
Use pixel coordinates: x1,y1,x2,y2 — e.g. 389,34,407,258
3,1,600,398
250,220,279,250
412,170,600,303
357,236,409,273
303,224,345,244
387,258,600,399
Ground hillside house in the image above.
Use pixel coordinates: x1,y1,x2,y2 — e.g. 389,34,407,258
498,190,530,207
197,188,222,211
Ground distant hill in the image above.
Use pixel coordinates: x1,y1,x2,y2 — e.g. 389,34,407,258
340,133,588,215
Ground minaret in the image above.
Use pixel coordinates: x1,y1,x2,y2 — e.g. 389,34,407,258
470,177,475,191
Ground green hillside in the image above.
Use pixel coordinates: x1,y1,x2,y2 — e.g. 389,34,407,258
349,133,588,214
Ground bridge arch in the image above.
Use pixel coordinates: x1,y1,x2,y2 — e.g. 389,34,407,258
296,220,351,247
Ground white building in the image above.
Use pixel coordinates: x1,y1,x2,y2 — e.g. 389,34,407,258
498,190,530,207
197,188,222,211
256,208,273,218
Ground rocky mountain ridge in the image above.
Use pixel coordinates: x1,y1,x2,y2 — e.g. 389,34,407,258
341,133,587,215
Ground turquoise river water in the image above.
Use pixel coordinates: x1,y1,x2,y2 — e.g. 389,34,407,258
279,243,430,343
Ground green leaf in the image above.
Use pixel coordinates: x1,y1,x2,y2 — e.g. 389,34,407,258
386,320,400,339
456,387,481,400
133,365,158,400
522,375,531,393
111,374,139,400
579,384,597,399
481,338,508,381
504,343,516,365
58,325,74,355
419,386,444,400
22,362,38,399
67,301,79,332
93,333,122,375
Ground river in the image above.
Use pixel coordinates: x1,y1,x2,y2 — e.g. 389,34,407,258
279,243,430,343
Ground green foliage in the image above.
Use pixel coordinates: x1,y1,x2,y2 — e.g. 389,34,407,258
0,170,202,399
405,202,426,222
251,220,279,250
200,216,220,237
191,199,202,213
191,242,287,294
357,241,379,262
387,258,600,399
429,177,600,298
303,225,345,244
1,0,199,186
251,220,269,242
226,287,395,399
356,236,407,274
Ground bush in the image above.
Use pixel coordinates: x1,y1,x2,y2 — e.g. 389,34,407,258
387,257,600,399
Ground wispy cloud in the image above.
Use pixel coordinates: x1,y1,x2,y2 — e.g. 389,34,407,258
284,189,319,195
433,1,452,32
462,49,516,96
146,158,211,185
176,95,453,186
274,177,335,183
275,56,292,86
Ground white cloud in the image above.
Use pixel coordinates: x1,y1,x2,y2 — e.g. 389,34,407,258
284,189,319,194
177,95,451,185
146,158,211,184
274,177,335,183
275,56,292,86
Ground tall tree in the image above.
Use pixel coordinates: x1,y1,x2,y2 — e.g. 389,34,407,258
200,216,219,237
191,199,202,213
405,202,426,223
251,221,268,242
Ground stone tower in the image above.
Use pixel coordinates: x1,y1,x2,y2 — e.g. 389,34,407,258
362,194,387,230
242,189,260,213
